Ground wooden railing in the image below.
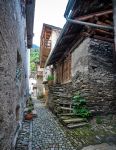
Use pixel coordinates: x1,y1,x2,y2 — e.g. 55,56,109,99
41,39,51,49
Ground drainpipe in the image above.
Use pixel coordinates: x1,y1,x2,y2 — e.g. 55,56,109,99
113,0,116,70
113,0,116,44
66,17,113,30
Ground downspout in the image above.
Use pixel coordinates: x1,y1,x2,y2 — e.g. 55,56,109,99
113,0,116,70
65,17,113,30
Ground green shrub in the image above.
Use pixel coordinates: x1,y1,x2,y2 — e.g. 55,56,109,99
28,107,33,113
72,92,92,118
47,75,54,81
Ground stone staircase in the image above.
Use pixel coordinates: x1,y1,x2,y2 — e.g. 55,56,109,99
59,116,88,128
49,85,73,114
48,84,89,128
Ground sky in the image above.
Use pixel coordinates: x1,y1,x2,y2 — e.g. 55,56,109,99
33,0,68,46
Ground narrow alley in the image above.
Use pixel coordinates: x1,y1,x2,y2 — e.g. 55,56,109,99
1,0,116,150
16,98,75,150
15,98,116,150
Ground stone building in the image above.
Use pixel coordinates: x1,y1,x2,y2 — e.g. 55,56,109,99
0,0,35,149
45,0,116,116
36,62,44,97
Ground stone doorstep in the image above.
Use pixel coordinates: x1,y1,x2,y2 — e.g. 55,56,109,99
58,113,74,116
60,107,73,111
62,118,86,124
67,122,89,129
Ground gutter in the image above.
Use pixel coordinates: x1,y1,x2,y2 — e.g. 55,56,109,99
64,0,76,18
66,17,113,30
45,1,113,66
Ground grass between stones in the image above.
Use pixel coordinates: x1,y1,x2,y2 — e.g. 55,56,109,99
60,115,116,150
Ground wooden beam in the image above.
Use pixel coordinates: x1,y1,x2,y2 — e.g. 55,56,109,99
93,35,114,43
77,10,112,21
104,20,113,26
97,21,112,26
94,29,114,37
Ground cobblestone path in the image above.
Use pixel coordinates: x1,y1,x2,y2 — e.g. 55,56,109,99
15,121,31,150
32,99,75,150
15,99,116,150
15,99,74,150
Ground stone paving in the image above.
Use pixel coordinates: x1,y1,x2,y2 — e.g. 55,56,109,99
15,99,116,150
15,121,31,150
32,99,75,150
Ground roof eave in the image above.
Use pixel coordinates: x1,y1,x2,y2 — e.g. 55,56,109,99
26,0,36,49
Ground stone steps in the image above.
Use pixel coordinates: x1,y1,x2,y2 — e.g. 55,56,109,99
57,101,72,105
62,118,86,124
52,94,71,99
59,114,88,129
67,122,89,129
58,113,74,117
60,107,73,111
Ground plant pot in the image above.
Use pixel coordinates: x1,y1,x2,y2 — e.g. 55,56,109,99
24,113,33,120
48,80,53,85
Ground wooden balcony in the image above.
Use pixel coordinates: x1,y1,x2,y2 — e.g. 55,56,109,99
40,39,51,68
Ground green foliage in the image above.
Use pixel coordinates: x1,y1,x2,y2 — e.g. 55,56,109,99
27,96,34,107
72,92,91,118
28,107,33,113
30,48,39,72
47,75,54,81
96,116,103,124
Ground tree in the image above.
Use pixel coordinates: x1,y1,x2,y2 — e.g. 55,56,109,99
30,48,39,72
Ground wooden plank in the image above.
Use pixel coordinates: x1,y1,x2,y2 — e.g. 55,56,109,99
77,10,112,21
93,35,114,43
104,20,113,25
97,21,112,26
94,29,114,37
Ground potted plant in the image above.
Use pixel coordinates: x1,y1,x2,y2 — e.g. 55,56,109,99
47,75,54,85
24,107,33,120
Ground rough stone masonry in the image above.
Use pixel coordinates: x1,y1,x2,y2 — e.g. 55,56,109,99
0,0,28,149
48,37,116,115
72,38,116,114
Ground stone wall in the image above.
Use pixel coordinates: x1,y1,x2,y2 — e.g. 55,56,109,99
37,76,44,96
0,1,28,149
72,38,115,114
48,37,116,115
